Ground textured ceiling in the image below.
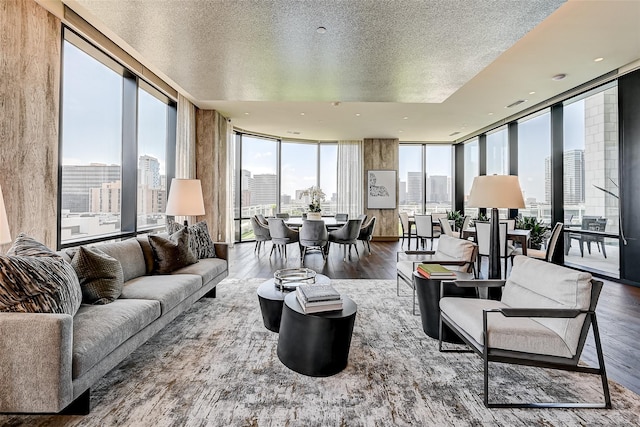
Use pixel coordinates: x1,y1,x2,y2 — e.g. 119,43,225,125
62,0,640,141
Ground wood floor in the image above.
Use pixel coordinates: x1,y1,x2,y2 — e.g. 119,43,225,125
228,238,640,396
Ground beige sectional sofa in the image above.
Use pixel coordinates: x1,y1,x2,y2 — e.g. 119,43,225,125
0,236,228,414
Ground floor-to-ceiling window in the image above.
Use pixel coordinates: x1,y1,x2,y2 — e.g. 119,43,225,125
486,126,508,175
280,141,318,216
398,145,423,215
463,138,479,218
425,145,453,213
518,110,551,222
563,83,619,277
59,29,175,246
319,144,338,215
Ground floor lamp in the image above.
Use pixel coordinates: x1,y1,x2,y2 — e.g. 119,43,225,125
467,175,525,279
0,185,12,250
165,179,206,227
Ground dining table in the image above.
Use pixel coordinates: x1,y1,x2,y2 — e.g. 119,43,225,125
461,227,531,255
285,217,346,230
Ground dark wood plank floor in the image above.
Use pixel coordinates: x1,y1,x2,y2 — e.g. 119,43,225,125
228,239,640,396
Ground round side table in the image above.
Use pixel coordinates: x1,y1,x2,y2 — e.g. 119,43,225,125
277,292,357,377
257,274,330,332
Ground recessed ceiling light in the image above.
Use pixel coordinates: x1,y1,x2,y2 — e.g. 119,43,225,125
398,130,403,133
244,112,250,115
529,91,536,95
317,27,326,34
355,113,361,117
488,112,494,116
403,116,408,120
594,57,604,62
552,73,567,81
300,112,305,116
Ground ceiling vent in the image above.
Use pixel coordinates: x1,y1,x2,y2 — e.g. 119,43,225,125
506,99,526,108
286,130,301,135
449,131,461,136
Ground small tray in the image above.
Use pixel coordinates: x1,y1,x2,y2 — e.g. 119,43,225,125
274,268,317,291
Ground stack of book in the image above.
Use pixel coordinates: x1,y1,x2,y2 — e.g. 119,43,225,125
296,284,343,313
416,263,457,279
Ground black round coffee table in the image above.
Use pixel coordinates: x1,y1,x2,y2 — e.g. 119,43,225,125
277,292,357,377
257,274,330,332
413,270,475,343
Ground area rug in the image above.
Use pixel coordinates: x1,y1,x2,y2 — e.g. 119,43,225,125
3,278,640,426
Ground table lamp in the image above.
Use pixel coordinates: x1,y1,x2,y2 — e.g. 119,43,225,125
0,185,11,248
165,179,205,226
467,175,525,279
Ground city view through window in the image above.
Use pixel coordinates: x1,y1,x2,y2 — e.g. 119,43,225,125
60,39,171,243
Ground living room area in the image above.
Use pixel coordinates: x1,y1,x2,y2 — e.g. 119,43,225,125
3,0,640,425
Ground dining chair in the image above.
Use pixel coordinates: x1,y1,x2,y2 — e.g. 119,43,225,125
299,219,329,263
275,213,290,220
438,217,455,237
514,222,563,262
335,213,349,221
475,221,515,279
357,216,377,254
566,217,608,258
267,218,299,259
414,214,440,250
250,216,271,255
328,218,364,261
398,212,415,249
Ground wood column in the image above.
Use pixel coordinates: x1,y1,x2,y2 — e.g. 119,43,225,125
363,138,399,241
0,0,61,250
195,110,228,242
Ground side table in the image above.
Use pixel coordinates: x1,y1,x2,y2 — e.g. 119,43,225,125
413,271,475,343
277,292,357,377
257,274,330,332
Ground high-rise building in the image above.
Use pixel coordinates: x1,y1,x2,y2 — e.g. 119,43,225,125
62,164,121,212
138,155,161,188
407,172,422,204
90,181,121,213
399,181,407,204
428,175,449,203
251,174,277,206
544,149,585,204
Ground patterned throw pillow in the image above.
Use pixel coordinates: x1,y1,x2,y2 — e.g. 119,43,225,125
0,234,82,315
148,228,198,274
187,221,217,259
71,246,124,304
166,218,182,235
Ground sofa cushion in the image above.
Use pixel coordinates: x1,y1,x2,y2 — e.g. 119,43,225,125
440,297,575,358
119,274,202,314
71,246,124,305
149,228,198,274
72,298,160,378
172,257,227,285
0,234,82,316
94,239,147,282
502,256,592,356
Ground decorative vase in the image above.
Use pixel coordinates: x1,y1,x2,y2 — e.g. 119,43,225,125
307,212,322,220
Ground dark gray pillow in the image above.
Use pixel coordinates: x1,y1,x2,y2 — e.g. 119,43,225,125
71,246,124,305
148,228,198,274
0,234,82,315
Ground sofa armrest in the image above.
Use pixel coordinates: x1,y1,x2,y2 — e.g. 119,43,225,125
488,307,585,318
0,313,74,413
214,243,229,261
445,279,506,288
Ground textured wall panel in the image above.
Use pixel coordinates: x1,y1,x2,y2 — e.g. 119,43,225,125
195,109,228,242
0,0,60,250
363,139,399,240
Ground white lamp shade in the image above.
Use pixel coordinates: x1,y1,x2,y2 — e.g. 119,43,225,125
467,175,525,209
0,185,11,245
165,179,206,217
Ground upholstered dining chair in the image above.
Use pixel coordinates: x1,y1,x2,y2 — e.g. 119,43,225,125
357,216,377,254
475,221,515,279
414,214,440,250
335,213,349,221
275,213,290,220
250,216,271,255
439,256,610,409
267,218,299,259
399,212,415,249
328,218,364,261
438,217,455,237
514,222,563,263
299,219,329,264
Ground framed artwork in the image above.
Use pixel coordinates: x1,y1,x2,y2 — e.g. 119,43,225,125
367,170,396,209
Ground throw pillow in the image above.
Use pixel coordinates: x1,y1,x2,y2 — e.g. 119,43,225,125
7,233,58,257
148,228,198,274
71,246,124,305
0,255,82,315
166,218,183,235
187,221,217,259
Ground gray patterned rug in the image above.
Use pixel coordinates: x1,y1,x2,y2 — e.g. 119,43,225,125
3,278,640,426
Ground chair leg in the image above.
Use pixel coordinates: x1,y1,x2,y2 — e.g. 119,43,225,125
367,241,371,254
353,244,360,259
601,241,607,258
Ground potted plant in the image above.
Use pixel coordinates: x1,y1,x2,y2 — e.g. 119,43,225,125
300,185,325,220
446,210,464,231
516,216,548,250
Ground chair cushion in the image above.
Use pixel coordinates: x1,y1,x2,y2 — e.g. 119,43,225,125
501,256,592,356
119,274,202,314
440,297,575,358
72,298,160,378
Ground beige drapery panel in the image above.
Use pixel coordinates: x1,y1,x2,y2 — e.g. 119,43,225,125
337,140,364,217
174,94,197,225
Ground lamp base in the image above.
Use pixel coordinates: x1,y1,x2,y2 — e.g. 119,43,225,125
488,208,501,280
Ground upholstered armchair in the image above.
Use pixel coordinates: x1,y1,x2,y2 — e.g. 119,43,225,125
439,256,611,408
328,218,364,261
396,234,478,314
267,218,299,259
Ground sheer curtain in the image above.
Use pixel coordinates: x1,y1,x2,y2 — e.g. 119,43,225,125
337,140,364,217
174,94,196,225
225,118,235,247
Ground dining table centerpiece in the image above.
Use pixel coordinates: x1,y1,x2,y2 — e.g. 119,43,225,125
301,185,325,220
